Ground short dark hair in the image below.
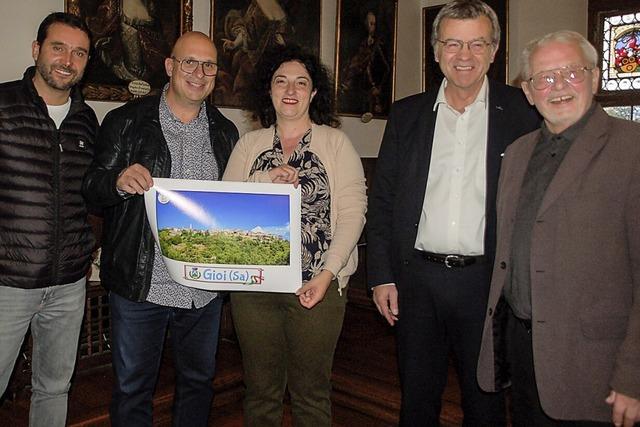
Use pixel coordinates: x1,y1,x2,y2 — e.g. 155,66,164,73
245,44,340,129
431,0,500,50
36,12,91,46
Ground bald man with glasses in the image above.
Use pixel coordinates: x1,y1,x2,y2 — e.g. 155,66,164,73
477,30,640,427
83,31,238,427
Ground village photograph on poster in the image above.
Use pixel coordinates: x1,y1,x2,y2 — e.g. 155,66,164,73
144,179,302,293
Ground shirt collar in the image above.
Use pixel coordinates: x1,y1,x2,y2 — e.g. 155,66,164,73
432,76,489,112
159,83,207,125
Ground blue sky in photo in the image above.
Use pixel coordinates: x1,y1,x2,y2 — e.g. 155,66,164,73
155,190,291,240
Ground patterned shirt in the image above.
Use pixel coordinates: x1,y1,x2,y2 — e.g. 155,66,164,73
249,129,331,281
146,86,219,308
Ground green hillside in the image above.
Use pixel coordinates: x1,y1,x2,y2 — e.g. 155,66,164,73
159,228,290,265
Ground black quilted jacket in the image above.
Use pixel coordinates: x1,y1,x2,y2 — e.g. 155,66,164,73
0,67,99,289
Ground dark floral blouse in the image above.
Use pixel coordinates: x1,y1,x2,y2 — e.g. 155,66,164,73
249,129,332,282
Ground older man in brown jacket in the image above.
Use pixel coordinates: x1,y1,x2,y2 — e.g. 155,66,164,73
477,30,640,427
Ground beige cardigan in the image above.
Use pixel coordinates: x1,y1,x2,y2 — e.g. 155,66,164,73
222,124,367,291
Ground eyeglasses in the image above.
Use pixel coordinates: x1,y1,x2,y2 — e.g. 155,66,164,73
528,66,593,90
436,38,494,54
172,57,218,76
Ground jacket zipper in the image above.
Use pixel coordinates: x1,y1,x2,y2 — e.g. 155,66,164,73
142,132,171,288
51,130,61,284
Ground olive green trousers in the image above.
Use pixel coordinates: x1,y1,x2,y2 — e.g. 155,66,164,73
231,283,346,427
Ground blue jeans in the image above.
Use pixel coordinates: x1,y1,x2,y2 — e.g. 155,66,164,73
109,292,223,427
0,278,86,427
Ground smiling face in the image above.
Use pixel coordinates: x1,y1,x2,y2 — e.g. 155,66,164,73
522,40,598,134
32,22,90,95
165,32,218,108
270,60,316,124
435,16,496,97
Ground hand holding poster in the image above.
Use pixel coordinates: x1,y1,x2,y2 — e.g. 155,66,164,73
144,178,301,292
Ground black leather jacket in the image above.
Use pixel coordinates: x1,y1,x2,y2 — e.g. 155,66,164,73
82,94,238,301
0,67,98,289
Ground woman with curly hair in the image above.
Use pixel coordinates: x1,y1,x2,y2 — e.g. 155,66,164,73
223,44,366,426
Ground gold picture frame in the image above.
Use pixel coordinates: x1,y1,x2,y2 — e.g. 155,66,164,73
334,0,397,119
65,0,193,102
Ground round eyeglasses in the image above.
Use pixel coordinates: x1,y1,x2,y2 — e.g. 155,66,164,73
436,38,494,54
172,57,218,76
528,66,593,90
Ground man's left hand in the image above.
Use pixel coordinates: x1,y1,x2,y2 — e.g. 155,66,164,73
606,390,640,427
295,270,333,309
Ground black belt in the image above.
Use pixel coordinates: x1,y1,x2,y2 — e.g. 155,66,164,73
421,251,486,268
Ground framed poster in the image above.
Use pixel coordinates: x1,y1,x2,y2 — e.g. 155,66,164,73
210,0,322,109
144,178,302,292
422,0,508,91
334,0,397,119
65,0,193,102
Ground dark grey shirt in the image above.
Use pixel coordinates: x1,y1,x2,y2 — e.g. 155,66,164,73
146,85,219,309
504,103,596,319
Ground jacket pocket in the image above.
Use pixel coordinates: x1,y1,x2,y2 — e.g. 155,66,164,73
580,316,628,340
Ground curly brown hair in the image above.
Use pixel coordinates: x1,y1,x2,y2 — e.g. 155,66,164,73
243,44,340,129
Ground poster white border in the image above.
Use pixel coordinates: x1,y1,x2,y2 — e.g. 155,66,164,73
144,178,301,292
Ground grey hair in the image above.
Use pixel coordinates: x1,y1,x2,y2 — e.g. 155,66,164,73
520,30,598,80
430,0,501,51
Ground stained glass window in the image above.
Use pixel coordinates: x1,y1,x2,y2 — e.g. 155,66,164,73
593,1,640,120
600,13,640,92
604,105,640,121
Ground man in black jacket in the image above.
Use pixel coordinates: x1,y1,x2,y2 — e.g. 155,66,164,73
367,1,539,425
83,32,238,427
0,12,98,427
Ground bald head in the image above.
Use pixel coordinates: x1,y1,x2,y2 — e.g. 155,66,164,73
164,31,219,115
171,31,217,59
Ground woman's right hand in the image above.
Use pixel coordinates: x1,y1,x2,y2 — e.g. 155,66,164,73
268,165,299,187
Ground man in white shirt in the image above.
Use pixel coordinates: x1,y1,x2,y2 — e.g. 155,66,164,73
366,1,539,425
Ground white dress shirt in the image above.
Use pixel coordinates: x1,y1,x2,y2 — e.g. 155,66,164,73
414,77,489,256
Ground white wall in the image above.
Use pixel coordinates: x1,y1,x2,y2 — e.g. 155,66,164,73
508,0,587,83
0,0,587,157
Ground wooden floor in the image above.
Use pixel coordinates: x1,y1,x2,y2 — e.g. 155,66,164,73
0,301,464,427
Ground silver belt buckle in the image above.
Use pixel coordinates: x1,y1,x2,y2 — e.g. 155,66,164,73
444,254,461,268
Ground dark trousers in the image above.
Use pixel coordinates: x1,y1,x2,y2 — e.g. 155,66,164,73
231,285,346,427
396,258,505,427
506,309,609,427
109,292,223,427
